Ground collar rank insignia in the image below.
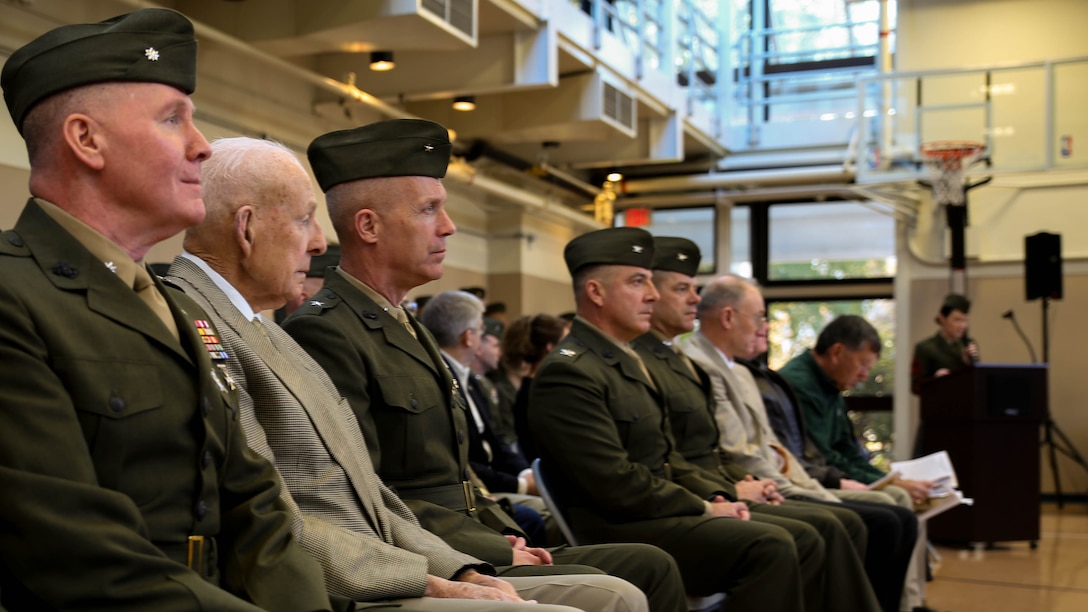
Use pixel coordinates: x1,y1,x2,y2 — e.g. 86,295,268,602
145,47,160,61
632,245,644,253
104,261,117,273
677,253,689,261
424,144,435,152
310,300,324,307
194,320,229,360
559,348,577,357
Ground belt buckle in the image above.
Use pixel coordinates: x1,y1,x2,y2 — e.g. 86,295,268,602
187,535,205,573
462,481,477,516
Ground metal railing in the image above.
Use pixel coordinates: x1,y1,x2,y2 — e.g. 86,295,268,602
573,0,721,122
853,55,1088,182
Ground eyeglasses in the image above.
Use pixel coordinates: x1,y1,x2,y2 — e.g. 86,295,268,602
734,309,768,326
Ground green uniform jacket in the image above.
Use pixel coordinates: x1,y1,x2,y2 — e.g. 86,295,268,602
778,350,885,484
530,321,736,522
529,320,809,606
631,333,749,481
283,272,524,565
0,200,330,611
911,332,971,394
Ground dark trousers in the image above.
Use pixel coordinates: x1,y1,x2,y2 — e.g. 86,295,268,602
793,497,918,612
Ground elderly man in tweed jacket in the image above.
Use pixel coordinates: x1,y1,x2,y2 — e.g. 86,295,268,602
166,136,648,612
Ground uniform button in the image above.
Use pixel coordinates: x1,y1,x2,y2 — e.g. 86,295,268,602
8,235,23,247
202,451,212,469
196,500,207,520
363,312,378,320
457,430,465,444
202,398,211,416
603,350,614,358
108,395,125,413
464,468,472,480
410,398,419,409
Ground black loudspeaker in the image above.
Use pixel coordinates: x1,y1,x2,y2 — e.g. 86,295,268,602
1025,232,1062,300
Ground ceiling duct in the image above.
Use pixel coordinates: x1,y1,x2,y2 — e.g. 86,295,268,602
421,0,475,41
486,69,637,145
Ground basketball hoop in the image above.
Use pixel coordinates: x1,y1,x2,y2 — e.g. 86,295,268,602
920,140,986,206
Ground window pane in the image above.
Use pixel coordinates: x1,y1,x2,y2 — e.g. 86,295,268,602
766,297,896,466
768,202,896,280
614,207,716,274
730,206,751,277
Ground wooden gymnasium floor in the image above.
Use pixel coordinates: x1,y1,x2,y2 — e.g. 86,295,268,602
924,503,1088,611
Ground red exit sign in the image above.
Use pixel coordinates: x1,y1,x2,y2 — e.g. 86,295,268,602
625,207,652,227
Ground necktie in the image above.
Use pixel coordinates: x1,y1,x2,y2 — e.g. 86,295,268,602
133,267,179,340
391,306,418,340
672,343,700,378
252,317,271,340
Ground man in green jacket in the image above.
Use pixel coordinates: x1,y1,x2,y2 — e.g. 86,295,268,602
0,9,332,611
778,315,934,506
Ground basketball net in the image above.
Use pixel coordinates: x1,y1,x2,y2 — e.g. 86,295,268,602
920,140,985,206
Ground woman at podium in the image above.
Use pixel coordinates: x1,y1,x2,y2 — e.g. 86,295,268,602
911,293,979,395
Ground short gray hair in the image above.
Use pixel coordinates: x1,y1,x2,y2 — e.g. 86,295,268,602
418,290,485,348
697,274,754,319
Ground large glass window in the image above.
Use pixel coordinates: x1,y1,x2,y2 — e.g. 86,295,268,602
766,297,896,468
730,1,896,128
768,201,896,281
615,207,717,274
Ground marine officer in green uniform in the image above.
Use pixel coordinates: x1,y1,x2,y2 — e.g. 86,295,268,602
911,293,978,394
0,9,332,610
284,119,689,612
530,227,820,611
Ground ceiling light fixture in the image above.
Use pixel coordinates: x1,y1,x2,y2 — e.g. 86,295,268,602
452,95,476,111
606,171,623,182
369,51,395,72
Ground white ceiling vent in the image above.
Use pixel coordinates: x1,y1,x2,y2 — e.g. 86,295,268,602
421,0,476,41
602,81,635,133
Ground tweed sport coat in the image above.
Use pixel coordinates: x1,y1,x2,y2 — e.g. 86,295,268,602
166,256,488,602
0,200,329,611
679,332,837,502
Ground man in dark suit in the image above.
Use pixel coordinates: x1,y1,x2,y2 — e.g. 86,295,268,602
419,291,537,499
420,290,556,545
167,135,643,611
284,119,688,612
0,9,331,610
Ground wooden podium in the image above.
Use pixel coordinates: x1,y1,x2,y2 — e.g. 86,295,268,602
918,363,1046,544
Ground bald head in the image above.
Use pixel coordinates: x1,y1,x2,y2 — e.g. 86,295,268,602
185,137,325,312
697,274,766,361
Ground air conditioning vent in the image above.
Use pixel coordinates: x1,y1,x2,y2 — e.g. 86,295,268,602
422,0,475,40
602,82,635,132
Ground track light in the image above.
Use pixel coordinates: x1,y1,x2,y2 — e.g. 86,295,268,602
452,95,476,111
606,171,623,182
369,51,395,72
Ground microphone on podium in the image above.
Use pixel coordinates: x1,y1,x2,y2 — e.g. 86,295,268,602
1002,308,1038,364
